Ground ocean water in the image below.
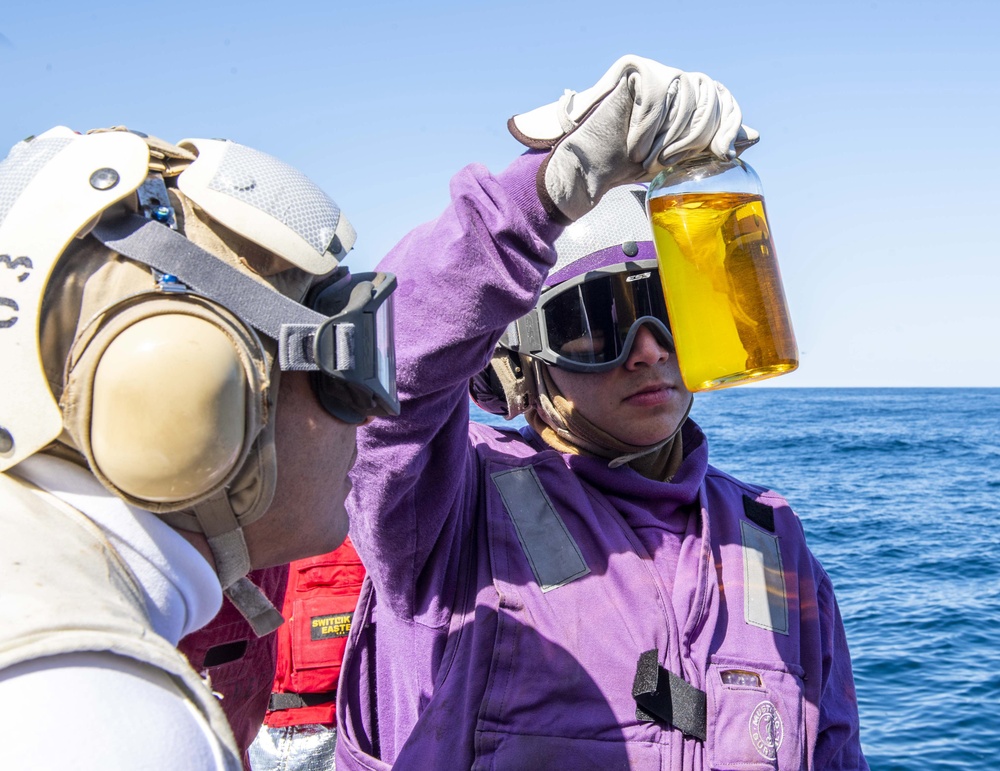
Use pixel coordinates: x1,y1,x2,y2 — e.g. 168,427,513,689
471,389,1000,769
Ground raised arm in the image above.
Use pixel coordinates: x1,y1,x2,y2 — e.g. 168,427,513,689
347,152,561,617
347,55,754,621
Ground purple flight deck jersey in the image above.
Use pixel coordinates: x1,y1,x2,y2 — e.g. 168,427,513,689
337,153,867,770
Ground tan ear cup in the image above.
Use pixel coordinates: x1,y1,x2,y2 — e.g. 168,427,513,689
61,289,285,636
89,313,248,502
61,292,271,523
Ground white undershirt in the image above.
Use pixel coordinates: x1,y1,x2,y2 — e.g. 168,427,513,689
11,455,222,644
1,456,234,770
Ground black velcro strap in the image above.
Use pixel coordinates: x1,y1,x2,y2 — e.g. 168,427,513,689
742,495,775,532
632,649,707,742
268,690,338,711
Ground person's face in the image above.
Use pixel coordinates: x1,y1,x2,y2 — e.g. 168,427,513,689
547,324,691,447
243,371,355,568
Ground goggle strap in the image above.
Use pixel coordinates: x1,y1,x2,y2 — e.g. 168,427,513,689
336,323,356,371
508,311,543,354
93,214,330,369
278,321,357,373
499,322,518,349
278,324,320,371
269,325,326,376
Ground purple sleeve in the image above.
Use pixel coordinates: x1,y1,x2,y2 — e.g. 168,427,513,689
346,152,562,622
814,574,870,769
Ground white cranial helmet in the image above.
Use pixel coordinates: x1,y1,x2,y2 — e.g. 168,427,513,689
0,126,359,634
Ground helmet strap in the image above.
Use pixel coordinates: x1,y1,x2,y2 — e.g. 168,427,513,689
193,492,284,636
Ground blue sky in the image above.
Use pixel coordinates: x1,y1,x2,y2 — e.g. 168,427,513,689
3,0,998,386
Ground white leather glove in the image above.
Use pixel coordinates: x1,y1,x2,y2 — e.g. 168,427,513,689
509,55,759,222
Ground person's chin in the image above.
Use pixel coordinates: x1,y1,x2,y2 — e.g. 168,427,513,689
620,413,683,446
285,521,348,564
316,504,351,555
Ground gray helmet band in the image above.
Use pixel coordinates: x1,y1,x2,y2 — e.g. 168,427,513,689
92,214,328,368
91,214,398,423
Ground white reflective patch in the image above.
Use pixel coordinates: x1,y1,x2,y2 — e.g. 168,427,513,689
549,184,650,275
740,519,789,634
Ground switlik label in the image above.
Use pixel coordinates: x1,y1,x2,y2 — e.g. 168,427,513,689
310,611,353,641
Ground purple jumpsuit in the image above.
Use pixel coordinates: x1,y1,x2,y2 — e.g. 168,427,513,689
337,152,867,770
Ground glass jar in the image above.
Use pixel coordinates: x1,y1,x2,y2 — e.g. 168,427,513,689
646,156,798,391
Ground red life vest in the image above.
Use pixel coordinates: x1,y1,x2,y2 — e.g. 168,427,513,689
265,537,366,728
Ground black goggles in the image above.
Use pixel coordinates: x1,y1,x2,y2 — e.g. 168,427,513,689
501,259,673,372
306,268,398,424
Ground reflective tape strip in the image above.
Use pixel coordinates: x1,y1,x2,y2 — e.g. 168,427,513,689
740,519,789,635
491,466,590,592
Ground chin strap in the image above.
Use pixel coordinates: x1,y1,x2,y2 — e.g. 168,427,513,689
607,392,693,471
194,493,284,636
224,577,285,637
